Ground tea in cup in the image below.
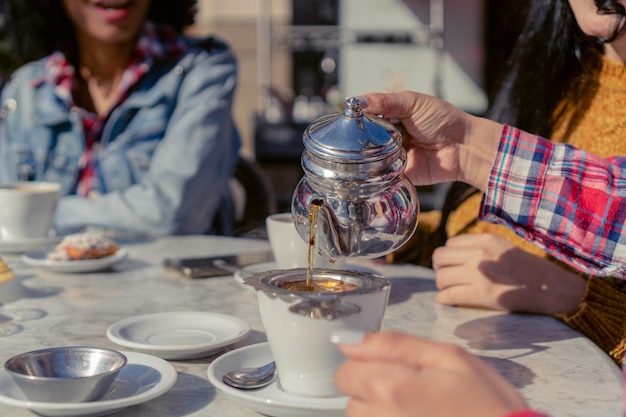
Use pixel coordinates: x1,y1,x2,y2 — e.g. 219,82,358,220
266,212,345,269
245,268,390,397
0,182,61,241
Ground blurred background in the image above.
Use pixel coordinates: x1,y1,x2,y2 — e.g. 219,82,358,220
188,0,522,212
0,0,524,213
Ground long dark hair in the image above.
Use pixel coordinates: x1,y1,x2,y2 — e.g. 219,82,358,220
394,0,626,266
0,0,197,70
486,0,626,136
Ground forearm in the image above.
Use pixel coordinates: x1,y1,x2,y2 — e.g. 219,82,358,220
458,114,503,191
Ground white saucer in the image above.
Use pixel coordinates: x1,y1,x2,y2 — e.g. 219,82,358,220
107,311,251,360
0,236,62,254
233,261,382,291
0,351,177,417
21,249,129,273
208,343,347,417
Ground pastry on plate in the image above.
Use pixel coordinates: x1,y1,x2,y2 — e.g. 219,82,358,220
48,233,119,261
0,257,13,283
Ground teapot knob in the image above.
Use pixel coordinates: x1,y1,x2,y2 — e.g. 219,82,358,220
343,97,364,118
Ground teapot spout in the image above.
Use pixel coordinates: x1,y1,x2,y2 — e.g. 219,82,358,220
310,198,352,258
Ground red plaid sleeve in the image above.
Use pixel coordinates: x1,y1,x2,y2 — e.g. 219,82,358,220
480,125,626,279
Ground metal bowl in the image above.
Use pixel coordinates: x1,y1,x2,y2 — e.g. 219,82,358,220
4,346,127,403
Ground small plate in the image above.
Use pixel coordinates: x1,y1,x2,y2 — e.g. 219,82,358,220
208,343,348,417
234,261,381,291
106,311,251,360
0,351,177,417
21,249,129,273
0,236,62,254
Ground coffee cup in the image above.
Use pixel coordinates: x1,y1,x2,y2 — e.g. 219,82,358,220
0,182,61,241
245,268,390,397
266,212,345,269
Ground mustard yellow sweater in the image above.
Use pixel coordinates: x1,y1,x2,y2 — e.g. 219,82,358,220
401,52,626,365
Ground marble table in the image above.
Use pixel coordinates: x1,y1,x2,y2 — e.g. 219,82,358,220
0,235,621,417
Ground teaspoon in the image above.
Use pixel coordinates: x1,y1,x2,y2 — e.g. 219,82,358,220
222,361,276,389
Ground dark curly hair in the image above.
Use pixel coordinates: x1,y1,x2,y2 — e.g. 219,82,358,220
0,0,197,69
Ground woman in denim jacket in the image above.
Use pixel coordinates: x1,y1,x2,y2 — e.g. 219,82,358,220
0,0,241,235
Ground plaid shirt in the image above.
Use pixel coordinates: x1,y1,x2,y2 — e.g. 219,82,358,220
481,125,626,280
32,22,188,197
484,126,626,417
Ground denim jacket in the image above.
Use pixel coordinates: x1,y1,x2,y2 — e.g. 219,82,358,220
0,36,241,235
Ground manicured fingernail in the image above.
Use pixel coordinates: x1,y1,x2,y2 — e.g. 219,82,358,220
389,117,400,124
330,329,366,345
352,96,369,108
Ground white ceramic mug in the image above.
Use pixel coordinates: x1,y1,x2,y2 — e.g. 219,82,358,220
250,269,390,398
266,212,345,269
0,182,61,241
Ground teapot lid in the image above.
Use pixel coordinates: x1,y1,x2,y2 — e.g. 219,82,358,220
303,97,402,162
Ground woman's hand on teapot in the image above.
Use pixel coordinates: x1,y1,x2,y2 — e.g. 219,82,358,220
357,91,502,191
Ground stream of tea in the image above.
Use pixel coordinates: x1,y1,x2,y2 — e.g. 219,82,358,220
306,200,322,291
290,198,357,293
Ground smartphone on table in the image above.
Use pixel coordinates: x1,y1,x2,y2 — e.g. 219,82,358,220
163,251,273,279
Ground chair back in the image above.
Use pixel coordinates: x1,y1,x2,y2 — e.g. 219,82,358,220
228,156,278,237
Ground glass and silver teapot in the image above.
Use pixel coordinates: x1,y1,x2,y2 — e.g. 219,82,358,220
291,96,419,260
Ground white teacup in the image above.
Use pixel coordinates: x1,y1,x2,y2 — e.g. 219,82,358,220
0,182,61,241
266,212,345,269
246,268,390,398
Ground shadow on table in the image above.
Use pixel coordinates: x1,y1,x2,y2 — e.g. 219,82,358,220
387,276,437,305
139,372,215,416
452,314,580,390
236,329,268,346
0,273,61,306
478,355,537,390
104,257,152,273
454,313,579,355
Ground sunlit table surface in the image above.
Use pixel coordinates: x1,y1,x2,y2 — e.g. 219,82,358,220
0,235,621,417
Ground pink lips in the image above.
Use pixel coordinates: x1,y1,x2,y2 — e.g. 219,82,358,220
93,0,132,23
